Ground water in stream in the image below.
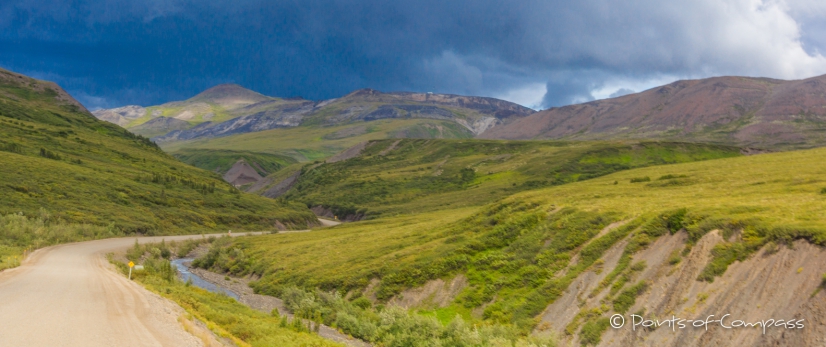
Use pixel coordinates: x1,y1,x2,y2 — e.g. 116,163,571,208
171,258,240,300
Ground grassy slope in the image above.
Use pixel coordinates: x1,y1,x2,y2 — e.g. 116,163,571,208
161,119,475,162
197,145,826,332
280,139,742,218
172,149,298,176
0,70,315,233
125,102,233,128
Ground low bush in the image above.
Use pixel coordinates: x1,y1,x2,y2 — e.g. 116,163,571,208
579,317,610,346
0,210,121,270
657,174,688,180
613,281,648,313
278,286,558,347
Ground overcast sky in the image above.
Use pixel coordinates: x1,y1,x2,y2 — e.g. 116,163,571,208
3,0,826,110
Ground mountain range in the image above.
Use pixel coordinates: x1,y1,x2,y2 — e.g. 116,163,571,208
93,85,536,143
480,74,826,149
95,73,826,152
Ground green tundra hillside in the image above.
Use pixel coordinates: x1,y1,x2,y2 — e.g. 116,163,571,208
0,68,315,234
264,138,742,219
197,144,826,346
171,148,297,176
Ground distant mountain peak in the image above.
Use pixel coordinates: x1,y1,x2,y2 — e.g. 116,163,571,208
188,83,272,105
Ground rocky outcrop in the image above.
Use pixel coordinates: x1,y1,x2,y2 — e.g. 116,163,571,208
341,88,534,120
319,89,535,135
130,116,190,137
153,106,310,143
261,170,302,198
91,106,146,126
223,159,264,186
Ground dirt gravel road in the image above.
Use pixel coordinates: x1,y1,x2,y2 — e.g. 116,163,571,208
0,233,254,347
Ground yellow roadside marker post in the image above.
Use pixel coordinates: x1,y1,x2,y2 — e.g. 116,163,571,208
128,261,135,280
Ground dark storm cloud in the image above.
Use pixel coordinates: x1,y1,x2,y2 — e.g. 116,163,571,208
1,0,825,109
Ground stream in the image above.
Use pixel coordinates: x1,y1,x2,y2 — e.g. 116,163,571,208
171,258,240,300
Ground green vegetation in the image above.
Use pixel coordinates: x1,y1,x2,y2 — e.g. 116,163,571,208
193,208,476,291
161,119,504,161
280,286,556,346
126,238,557,346
0,210,120,271
612,281,648,313
195,206,644,330
579,317,610,346
0,69,315,233
277,139,740,218
9,69,826,345
696,227,764,281
172,148,297,176
191,144,826,341
125,103,235,129
629,176,651,183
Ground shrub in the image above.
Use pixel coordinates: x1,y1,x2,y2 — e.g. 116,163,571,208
125,239,143,261
629,176,650,183
665,208,688,233
657,174,688,180
352,296,372,310
668,250,682,265
613,281,647,313
630,261,646,272
579,317,610,346
38,147,61,160
764,241,779,255
0,142,22,154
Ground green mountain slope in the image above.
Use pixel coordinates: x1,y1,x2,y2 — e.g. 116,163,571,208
163,118,475,161
92,84,283,127
172,149,297,176
265,139,741,219
196,144,826,345
0,68,315,233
